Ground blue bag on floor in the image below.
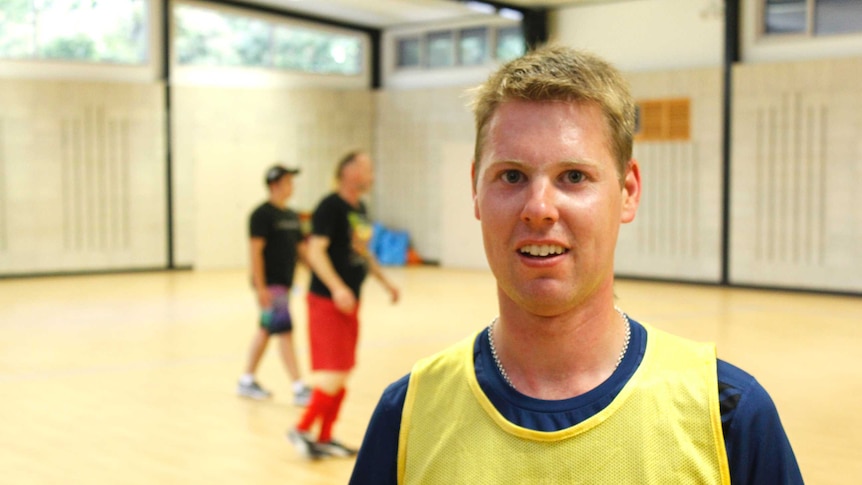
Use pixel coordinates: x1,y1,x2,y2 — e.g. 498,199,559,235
371,222,409,266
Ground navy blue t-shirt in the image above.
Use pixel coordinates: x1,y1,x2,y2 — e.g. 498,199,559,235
349,319,804,485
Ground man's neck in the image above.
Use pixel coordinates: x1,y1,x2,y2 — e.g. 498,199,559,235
493,291,625,399
268,196,286,209
337,186,361,207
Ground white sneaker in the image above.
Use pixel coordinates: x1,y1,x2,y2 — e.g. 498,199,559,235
287,429,326,460
294,386,312,407
237,380,271,400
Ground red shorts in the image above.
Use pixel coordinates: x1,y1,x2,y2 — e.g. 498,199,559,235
307,292,360,372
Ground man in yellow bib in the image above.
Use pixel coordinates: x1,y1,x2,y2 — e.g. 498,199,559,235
349,45,803,484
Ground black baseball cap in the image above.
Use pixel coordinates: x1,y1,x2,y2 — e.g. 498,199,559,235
265,164,300,185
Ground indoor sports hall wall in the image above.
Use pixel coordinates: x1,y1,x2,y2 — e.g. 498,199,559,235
0,79,166,275
373,86,477,268
614,68,724,283
729,57,862,293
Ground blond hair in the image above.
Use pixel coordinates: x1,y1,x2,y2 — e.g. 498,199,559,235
470,45,635,183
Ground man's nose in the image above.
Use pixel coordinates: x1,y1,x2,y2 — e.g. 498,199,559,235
520,179,559,225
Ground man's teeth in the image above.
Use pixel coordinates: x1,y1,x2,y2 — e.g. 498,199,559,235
519,244,566,256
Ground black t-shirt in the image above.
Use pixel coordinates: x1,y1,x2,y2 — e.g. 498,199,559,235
249,202,303,287
309,193,371,298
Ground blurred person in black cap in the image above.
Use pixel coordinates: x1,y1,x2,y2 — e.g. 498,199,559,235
237,164,311,406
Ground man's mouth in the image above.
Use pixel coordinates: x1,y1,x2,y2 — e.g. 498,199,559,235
518,244,568,257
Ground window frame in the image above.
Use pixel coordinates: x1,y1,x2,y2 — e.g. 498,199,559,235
0,0,161,83
395,35,423,70
389,21,523,73
169,0,371,88
760,0,862,38
172,0,367,76
457,26,489,67
0,0,151,65
425,29,456,69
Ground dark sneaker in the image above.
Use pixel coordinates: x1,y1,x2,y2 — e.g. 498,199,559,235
237,380,271,400
294,386,312,407
317,439,358,457
288,429,326,460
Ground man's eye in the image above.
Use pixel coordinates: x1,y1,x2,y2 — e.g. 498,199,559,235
565,171,584,183
502,170,523,183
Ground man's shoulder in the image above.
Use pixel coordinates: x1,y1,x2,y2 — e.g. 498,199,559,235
382,334,477,398
716,359,777,417
411,334,478,374
383,373,411,397
249,203,275,230
717,359,803,483
717,359,756,389
315,192,341,207
311,193,343,217
376,373,411,416
250,201,270,216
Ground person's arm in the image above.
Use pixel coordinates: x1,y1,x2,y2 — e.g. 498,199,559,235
718,360,804,484
295,210,310,270
305,234,356,313
366,249,400,304
249,236,270,308
296,237,309,269
349,374,409,485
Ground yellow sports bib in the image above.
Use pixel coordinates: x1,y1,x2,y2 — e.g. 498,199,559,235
398,323,730,484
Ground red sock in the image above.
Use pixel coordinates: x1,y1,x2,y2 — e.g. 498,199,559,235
318,388,346,443
297,388,336,433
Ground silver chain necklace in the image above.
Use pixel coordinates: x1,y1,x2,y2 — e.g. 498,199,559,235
487,307,631,391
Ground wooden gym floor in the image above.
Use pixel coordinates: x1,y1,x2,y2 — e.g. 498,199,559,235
1,266,859,484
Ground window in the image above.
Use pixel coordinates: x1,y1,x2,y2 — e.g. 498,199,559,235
174,4,363,75
426,30,454,68
815,0,862,35
393,23,523,71
0,0,148,63
396,36,421,68
496,25,525,62
764,0,807,34
458,27,488,66
763,0,862,36
272,25,361,74
174,6,270,67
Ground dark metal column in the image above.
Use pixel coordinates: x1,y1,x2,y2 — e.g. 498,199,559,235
721,0,741,284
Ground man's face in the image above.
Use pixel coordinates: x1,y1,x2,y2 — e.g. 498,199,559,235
272,174,294,203
343,153,375,194
472,99,640,317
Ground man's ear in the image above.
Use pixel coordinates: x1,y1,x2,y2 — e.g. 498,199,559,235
471,160,480,220
620,159,641,224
